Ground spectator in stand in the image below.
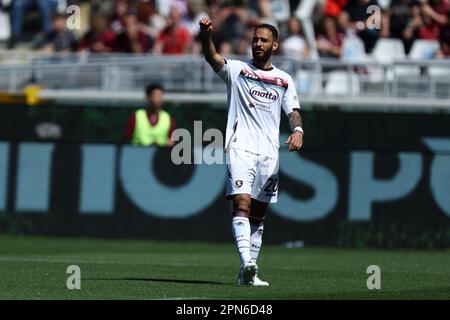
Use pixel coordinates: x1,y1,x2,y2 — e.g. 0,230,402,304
181,0,209,54
110,0,130,34
381,0,422,54
316,16,344,58
339,0,380,52
35,13,77,53
203,1,232,54
113,12,152,53
436,23,450,57
138,0,166,41
8,0,58,49
153,5,192,54
213,0,249,54
78,15,116,53
421,0,450,35
123,84,177,147
182,0,209,38
281,16,309,59
419,10,442,40
236,30,253,56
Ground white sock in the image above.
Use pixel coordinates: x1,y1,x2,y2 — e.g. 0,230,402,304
250,221,264,263
231,216,252,265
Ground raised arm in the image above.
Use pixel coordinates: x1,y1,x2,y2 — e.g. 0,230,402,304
199,18,225,72
285,109,304,151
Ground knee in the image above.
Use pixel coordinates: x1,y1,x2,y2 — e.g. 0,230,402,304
249,201,268,221
233,199,251,216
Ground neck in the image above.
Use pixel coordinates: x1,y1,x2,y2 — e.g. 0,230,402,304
252,58,273,71
147,107,158,115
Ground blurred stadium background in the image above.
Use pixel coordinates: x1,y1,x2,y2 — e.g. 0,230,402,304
0,0,450,299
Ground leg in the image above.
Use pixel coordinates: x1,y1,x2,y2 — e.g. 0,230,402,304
36,0,54,34
250,156,279,264
8,0,33,48
232,194,265,285
249,199,268,263
235,198,269,286
226,148,255,265
231,194,252,265
11,0,28,36
239,156,278,286
226,148,263,285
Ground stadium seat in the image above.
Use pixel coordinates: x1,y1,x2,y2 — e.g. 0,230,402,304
324,71,360,95
408,40,440,60
296,69,321,96
371,39,405,64
393,40,439,78
341,37,368,62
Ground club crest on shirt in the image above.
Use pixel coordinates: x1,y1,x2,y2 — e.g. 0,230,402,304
235,180,243,188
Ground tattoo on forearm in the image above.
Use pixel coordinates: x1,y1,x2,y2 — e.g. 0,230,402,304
288,109,303,131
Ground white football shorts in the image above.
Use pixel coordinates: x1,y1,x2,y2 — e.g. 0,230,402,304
225,147,279,203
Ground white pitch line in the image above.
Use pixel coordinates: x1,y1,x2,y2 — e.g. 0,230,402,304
152,297,209,300
0,256,207,267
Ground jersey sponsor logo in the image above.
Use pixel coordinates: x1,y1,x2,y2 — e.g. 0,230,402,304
235,180,243,188
249,86,279,103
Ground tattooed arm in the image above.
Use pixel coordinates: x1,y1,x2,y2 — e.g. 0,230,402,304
285,108,304,151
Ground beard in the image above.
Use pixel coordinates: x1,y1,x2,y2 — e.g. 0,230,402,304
252,47,272,63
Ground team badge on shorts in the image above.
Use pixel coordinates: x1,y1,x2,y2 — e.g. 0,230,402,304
235,180,243,188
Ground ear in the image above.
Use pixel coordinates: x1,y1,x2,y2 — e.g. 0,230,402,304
272,40,279,52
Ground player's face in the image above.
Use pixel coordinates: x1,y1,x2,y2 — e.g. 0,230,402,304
252,28,278,63
147,89,164,110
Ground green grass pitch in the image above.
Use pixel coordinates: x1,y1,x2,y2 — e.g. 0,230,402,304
0,235,449,299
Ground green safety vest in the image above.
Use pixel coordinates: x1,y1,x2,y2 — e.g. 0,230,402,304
131,109,171,146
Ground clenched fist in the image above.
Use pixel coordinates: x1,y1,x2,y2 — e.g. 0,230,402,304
199,18,213,35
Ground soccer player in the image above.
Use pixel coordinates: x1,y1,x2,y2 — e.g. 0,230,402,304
199,18,304,286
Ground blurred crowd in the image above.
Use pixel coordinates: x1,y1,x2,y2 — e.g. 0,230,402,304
0,0,448,58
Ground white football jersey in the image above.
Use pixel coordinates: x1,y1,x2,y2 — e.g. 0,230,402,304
217,58,300,159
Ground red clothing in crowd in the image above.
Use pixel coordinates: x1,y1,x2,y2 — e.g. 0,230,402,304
157,26,192,54
324,0,349,17
78,30,116,52
113,31,152,53
419,24,441,40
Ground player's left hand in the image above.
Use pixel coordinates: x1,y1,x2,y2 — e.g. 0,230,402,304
285,131,303,151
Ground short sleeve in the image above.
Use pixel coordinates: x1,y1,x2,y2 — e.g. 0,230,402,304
282,75,301,115
216,58,245,85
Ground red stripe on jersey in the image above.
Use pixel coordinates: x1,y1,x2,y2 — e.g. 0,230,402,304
240,68,288,89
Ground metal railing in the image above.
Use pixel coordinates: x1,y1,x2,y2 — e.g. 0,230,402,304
0,51,449,110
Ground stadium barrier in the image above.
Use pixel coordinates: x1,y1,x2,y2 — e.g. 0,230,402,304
1,53,449,111
1,104,450,248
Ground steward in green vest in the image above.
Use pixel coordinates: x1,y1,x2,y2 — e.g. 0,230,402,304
123,84,175,147
132,109,171,146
